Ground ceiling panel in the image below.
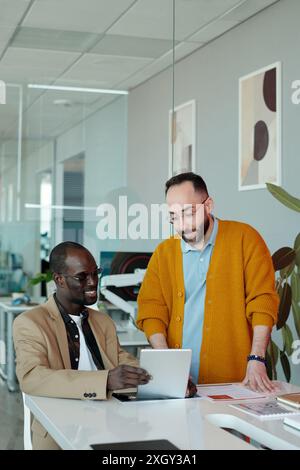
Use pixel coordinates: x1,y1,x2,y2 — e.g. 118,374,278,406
0,26,17,57
91,34,175,59
0,47,81,83
23,0,137,33
108,0,243,40
12,27,102,53
0,0,31,26
225,0,279,21
117,41,202,90
57,53,151,89
0,26,15,43
190,19,239,43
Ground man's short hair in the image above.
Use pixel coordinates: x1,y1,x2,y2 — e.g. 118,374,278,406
165,172,208,196
49,241,86,274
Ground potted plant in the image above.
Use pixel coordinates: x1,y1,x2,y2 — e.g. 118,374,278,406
266,184,300,382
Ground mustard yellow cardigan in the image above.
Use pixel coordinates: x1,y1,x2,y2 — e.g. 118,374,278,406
137,220,279,383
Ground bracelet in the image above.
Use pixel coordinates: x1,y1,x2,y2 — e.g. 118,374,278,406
247,354,266,365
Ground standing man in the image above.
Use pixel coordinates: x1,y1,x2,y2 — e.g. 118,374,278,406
137,173,279,392
13,242,150,450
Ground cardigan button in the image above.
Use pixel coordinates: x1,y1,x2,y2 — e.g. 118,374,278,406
207,299,212,304
177,291,183,297
174,343,180,349
176,316,181,322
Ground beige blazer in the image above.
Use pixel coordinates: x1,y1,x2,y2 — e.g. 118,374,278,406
13,295,138,450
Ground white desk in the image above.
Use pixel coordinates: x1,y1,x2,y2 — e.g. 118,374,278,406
25,382,300,450
0,298,38,391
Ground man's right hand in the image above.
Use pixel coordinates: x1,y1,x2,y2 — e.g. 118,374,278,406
107,365,151,391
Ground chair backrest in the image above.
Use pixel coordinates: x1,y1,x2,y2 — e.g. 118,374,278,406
22,392,32,450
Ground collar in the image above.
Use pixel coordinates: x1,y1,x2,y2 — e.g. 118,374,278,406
54,293,89,324
181,215,219,253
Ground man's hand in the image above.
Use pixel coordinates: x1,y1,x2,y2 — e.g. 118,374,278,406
107,365,151,391
242,360,276,393
186,376,197,398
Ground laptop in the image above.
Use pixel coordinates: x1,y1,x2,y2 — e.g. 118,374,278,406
113,349,192,402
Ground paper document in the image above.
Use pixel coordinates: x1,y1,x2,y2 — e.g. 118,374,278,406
231,401,300,419
196,383,269,401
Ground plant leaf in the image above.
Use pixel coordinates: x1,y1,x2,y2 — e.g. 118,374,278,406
291,272,300,302
282,324,294,356
280,351,291,382
272,247,296,271
266,183,300,213
267,339,279,365
294,233,300,268
280,260,296,278
265,351,273,380
292,299,300,338
29,271,53,285
277,282,292,329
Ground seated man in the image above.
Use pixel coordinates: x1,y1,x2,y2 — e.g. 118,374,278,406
13,242,150,450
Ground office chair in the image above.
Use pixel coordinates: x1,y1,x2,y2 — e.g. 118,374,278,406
22,392,32,450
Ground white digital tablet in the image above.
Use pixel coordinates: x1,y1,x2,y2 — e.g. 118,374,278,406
136,349,192,400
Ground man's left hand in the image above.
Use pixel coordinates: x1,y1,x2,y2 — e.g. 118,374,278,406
242,360,277,393
186,377,197,398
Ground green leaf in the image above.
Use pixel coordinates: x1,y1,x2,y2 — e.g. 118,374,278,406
282,324,294,356
266,183,300,213
291,269,300,338
29,271,53,285
294,233,300,268
291,272,300,302
280,351,291,382
272,247,296,271
267,339,279,365
265,351,274,380
292,299,300,338
277,282,292,330
280,260,296,278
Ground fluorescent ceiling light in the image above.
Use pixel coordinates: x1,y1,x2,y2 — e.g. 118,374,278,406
25,203,97,211
27,84,128,95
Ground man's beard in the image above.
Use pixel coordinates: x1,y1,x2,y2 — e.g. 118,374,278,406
181,216,210,244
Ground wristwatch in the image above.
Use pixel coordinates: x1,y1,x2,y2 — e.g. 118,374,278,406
247,354,266,365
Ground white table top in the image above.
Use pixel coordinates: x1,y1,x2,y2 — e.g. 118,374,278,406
25,381,300,450
0,297,43,312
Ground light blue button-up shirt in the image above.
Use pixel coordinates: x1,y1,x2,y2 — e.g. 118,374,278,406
181,217,219,383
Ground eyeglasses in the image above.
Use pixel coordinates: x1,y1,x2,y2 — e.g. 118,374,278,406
60,266,103,284
168,197,209,225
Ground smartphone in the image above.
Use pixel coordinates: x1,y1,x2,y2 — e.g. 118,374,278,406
112,392,137,402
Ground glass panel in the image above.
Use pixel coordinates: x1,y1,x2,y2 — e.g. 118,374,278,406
0,2,176,301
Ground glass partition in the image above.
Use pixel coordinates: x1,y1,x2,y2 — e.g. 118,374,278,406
0,1,176,299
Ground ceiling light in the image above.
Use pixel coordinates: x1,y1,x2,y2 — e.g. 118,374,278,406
28,84,128,95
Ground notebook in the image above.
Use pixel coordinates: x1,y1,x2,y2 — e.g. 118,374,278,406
231,400,300,419
277,393,300,409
